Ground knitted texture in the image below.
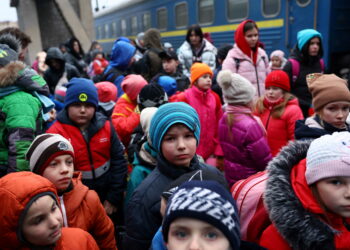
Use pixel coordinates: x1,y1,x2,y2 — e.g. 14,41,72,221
64,78,98,108
190,62,213,85
265,70,290,92
297,29,322,50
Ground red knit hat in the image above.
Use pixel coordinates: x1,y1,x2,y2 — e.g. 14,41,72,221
190,63,213,85
265,70,290,92
96,81,118,103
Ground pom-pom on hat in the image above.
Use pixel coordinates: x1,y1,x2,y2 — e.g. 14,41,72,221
190,62,213,85
121,74,148,101
64,77,98,108
26,134,74,175
149,102,200,153
162,180,241,249
95,81,118,103
137,83,168,111
217,69,255,105
265,70,290,92
306,132,350,185
307,73,350,111
0,43,18,66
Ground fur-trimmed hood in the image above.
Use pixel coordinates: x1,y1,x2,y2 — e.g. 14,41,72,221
264,140,338,249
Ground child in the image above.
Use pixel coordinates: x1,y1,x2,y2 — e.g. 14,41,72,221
171,62,223,163
0,171,99,249
222,19,270,97
295,73,350,140
261,132,350,249
217,70,272,187
47,78,127,218
90,50,109,78
26,133,116,249
254,70,303,156
96,81,118,118
111,74,148,148
269,50,287,71
124,102,225,250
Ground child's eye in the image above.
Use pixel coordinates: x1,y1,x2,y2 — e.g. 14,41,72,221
66,160,74,165
174,230,187,239
33,216,44,225
185,133,195,138
49,162,57,167
204,231,218,240
329,179,342,186
51,204,58,212
164,136,175,141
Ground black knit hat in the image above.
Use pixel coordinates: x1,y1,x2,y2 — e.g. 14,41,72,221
137,83,168,111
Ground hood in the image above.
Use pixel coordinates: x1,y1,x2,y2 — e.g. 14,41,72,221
234,20,259,64
144,28,162,50
0,172,58,248
264,140,336,249
110,40,136,70
63,172,88,213
45,47,65,66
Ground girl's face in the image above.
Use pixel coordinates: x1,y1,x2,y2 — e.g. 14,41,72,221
196,74,212,91
67,103,96,130
73,41,80,53
271,56,282,68
316,177,350,218
244,28,259,48
189,31,201,47
161,124,197,167
167,218,230,250
42,154,74,191
308,37,320,56
22,195,63,246
319,101,350,129
265,86,284,102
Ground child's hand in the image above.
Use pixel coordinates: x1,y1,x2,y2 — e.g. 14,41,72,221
48,109,56,122
216,156,224,172
103,200,117,215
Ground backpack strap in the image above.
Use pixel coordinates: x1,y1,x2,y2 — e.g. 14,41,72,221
288,58,300,84
233,58,241,72
320,58,325,73
103,67,123,83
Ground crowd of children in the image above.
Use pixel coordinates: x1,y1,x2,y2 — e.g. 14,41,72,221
1,21,350,250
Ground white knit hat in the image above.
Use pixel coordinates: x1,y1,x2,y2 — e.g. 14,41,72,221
306,132,350,185
217,70,255,105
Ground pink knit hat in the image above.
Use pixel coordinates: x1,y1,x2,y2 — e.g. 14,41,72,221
95,81,118,103
121,74,148,101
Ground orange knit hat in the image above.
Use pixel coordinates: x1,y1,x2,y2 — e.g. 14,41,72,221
190,63,213,85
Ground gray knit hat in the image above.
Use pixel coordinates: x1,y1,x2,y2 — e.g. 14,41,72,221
306,132,350,185
217,70,255,105
0,43,18,67
26,134,74,174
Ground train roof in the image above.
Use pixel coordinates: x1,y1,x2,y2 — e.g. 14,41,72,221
93,0,145,18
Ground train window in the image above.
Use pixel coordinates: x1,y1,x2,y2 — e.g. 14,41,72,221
121,19,127,36
227,0,248,21
104,23,109,38
297,0,311,7
143,12,151,31
175,2,188,28
157,8,167,30
112,22,117,38
131,16,138,35
262,0,280,17
198,0,214,24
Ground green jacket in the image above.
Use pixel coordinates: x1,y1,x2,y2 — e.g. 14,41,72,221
0,61,49,175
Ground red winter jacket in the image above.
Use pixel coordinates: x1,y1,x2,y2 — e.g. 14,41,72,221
93,57,109,75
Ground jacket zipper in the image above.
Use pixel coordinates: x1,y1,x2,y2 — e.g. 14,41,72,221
254,65,261,97
82,131,96,180
265,108,272,130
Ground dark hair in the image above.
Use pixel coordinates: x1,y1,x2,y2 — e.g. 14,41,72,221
186,24,203,44
0,27,31,49
243,21,258,34
301,36,324,59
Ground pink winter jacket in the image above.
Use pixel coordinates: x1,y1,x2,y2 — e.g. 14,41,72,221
222,44,270,97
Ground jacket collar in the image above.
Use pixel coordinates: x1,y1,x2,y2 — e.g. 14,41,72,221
156,154,201,179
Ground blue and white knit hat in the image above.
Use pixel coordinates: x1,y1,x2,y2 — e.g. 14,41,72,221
149,102,200,153
306,132,350,185
162,180,240,249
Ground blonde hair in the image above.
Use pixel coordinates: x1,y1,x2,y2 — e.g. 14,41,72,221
255,92,295,119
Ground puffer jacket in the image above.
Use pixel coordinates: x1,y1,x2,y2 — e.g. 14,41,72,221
178,39,217,77
260,140,350,249
0,171,99,249
124,155,225,250
60,172,116,249
255,97,303,156
222,20,270,97
219,105,272,187
0,61,50,176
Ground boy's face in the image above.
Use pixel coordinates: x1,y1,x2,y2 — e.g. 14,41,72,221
162,58,178,74
195,74,212,91
42,154,74,191
67,103,95,130
167,218,230,250
22,195,63,246
161,124,197,167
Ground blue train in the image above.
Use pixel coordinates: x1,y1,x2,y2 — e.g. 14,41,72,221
94,0,350,75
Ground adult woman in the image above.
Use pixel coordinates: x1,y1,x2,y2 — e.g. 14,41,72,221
64,37,88,77
177,24,217,77
222,20,269,98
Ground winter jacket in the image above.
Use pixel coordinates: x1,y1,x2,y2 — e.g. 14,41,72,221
295,115,350,140
60,172,116,249
255,97,303,156
260,139,350,249
178,39,217,78
222,20,270,97
92,57,109,75
105,40,136,97
0,171,99,249
44,47,80,94
0,61,50,176
170,86,223,160
112,93,140,148
47,110,127,207
64,38,88,78
124,155,225,250
219,105,272,187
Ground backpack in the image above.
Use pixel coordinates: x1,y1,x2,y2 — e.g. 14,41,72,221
231,171,271,243
289,58,325,84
